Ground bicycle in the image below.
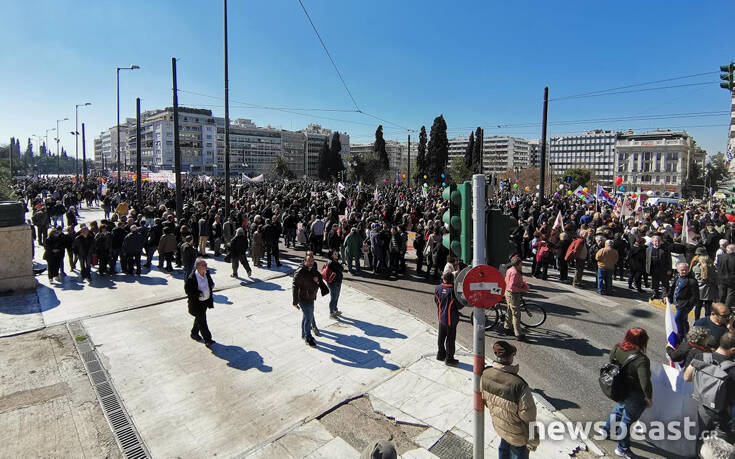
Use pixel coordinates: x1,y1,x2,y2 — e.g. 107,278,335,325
469,296,547,331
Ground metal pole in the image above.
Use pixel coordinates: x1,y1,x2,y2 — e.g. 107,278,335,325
82,123,87,182
224,0,231,217
407,134,411,187
56,119,61,177
117,68,121,184
75,104,79,181
539,87,549,203
471,173,487,459
136,97,142,206
172,58,183,219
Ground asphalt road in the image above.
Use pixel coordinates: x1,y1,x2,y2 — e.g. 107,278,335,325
281,246,673,458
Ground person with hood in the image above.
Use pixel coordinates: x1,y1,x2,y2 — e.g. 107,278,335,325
343,227,363,274
691,246,719,320
481,341,538,459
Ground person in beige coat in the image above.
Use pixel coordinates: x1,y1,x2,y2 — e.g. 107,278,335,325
482,341,538,458
251,225,265,268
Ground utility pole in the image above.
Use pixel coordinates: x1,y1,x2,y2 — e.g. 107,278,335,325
56,117,68,177
224,0,231,217
539,87,549,203
407,134,411,187
81,123,87,182
136,98,142,206
74,103,91,182
172,58,183,219
471,173,487,459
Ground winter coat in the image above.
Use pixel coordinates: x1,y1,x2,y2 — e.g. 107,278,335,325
481,362,538,448
121,231,145,255
157,233,178,255
292,263,321,304
251,231,265,260
94,232,111,256
595,247,619,270
344,231,363,259
628,244,647,272
230,233,249,257
72,233,94,257
691,256,719,301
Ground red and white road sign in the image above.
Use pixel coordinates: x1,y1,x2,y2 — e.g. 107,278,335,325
462,265,506,308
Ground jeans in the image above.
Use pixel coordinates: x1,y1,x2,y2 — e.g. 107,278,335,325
604,394,646,451
498,438,528,459
597,268,613,294
300,301,315,340
329,283,341,314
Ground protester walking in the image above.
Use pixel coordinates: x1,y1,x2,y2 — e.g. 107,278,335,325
229,228,252,278
184,258,215,347
292,251,321,347
324,250,343,318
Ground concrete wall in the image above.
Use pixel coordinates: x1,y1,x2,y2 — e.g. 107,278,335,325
0,224,35,293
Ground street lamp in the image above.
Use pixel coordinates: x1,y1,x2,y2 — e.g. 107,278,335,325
44,128,56,174
117,64,140,183
72,102,92,181
56,118,69,177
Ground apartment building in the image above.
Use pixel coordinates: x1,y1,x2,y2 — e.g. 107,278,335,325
549,130,618,186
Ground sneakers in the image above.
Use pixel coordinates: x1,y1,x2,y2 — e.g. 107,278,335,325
614,447,638,458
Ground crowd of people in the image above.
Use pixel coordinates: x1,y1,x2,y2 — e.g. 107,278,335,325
14,173,735,458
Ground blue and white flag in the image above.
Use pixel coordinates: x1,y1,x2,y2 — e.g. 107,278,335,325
596,184,616,206
726,149,733,163
664,298,680,369
337,182,345,191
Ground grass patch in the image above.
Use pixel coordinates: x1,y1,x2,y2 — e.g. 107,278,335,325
75,335,87,342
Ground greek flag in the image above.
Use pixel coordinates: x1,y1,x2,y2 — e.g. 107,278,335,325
664,298,680,369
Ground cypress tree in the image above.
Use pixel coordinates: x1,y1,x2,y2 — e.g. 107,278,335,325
473,127,483,174
427,115,448,184
415,126,427,184
464,131,474,170
374,125,389,170
329,131,344,180
318,137,330,180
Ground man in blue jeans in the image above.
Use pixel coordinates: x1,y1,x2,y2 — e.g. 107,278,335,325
292,251,322,347
595,239,618,295
670,262,699,338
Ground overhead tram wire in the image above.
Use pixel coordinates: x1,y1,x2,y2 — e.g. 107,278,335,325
548,70,720,101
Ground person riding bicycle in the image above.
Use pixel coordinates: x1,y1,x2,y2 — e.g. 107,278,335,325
505,255,530,341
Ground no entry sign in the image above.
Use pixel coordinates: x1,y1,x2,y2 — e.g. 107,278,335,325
460,265,506,308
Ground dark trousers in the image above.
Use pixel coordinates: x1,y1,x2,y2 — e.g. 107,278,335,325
695,300,713,321
629,270,643,290
416,252,424,273
145,245,156,266
47,252,62,278
109,250,120,273
191,311,212,342
79,253,92,279
389,252,400,274
97,254,109,275
265,243,280,267
159,252,173,271
232,253,251,276
534,259,548,279
37,226,47,245
498,438,529,459
66,248,77,271
651,269,670,298
124,253,141,274
720,285,735,310
557,257,568,281
437,323,457,361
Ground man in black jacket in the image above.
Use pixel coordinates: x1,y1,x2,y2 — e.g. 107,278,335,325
110,221,127,274
185,258,215,346
262,218,282,268
670,262,700,338
649,235,671,300
230,228,252,278
72,225,94,280
121,225,145,275
719,244,735,309
435,271,462,366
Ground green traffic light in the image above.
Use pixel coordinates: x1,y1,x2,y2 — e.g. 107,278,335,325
721,65,731,72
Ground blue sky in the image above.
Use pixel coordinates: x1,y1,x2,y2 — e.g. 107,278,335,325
2,0,733,158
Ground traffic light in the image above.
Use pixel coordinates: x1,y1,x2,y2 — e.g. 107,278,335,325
457,181,473,263
720,63,734,91
442,184,461,258
485,208,517,268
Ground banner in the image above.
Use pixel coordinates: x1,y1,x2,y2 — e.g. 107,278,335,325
242,174,264,183
595,184,615,206
573,186,594,203
552,211,563,230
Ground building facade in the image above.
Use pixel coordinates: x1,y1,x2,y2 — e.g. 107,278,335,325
350,140,414,174
447,135,530,176
549,130,618,186
614,130,704,195
527,139,540,168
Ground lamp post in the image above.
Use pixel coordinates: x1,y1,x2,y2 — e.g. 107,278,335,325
44,128,55,175
117,65,140,183
73,102,92,182
56,118,69,177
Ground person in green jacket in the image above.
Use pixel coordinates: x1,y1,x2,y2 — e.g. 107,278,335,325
343,227,363,274
603,327,652,459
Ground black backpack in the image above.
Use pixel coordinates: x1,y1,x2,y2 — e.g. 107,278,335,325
599,352,641,402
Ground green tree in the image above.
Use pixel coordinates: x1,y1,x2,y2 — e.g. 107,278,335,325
329,131,345,180
24,138,33,168
561,167,593,190
272,155,296,179
707,152,729,190
317,137,330,180
414,125,428,184
374,125,389,170
427,115,449,185
473,127,483,173
450,156,472,184
464,131,474,170
346,153,383,184
40,142,48,157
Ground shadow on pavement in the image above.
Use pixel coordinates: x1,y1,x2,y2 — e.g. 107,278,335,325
533,388,580,410
338,315,408,339
315,339,400,370
213,294,233,305
247,280,285,291
319,329,390,354
525,328,606,357
346,276,434,296
209,343,272,372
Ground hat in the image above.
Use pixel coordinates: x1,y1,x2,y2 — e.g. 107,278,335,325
493,341,517,360
695,247,708,256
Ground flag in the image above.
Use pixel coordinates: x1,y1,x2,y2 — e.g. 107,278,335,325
100,183,107,196
553,210,563,230
664,298,680,369
422,183,428,198
373,187,379,201
573,186,594,203
633,195,642,215
337,182,345,191
727,149,733,163
681,212,696,244
337,190,345,200
595,184,616,206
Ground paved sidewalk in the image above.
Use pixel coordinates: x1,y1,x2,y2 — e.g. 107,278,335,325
80,275,597,458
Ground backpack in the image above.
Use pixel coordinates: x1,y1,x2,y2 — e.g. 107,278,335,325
599,352,641,402
691,353,735,412
320,263,336,284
